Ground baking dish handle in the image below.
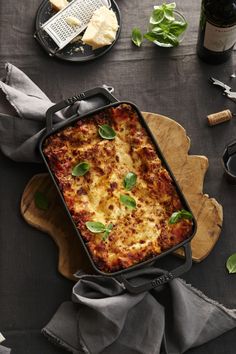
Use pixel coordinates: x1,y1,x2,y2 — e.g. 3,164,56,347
46,87,118,134
119,243,192,294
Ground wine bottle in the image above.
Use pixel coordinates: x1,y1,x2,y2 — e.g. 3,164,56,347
197,0,236,64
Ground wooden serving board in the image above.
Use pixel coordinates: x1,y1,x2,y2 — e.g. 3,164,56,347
21,112,223,281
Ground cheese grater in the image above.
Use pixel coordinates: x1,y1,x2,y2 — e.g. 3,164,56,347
41,0,111,50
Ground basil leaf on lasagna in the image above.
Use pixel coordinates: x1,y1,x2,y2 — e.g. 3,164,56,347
85,221,106,233
98,124,116,140
124,172,137,191
72,162,90,176
107,223,113,231
103,223,114,240
120,194,136,209
169,209,193,224
34,191,49,211
86,221,113,241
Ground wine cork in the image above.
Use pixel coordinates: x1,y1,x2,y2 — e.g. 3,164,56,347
207,109,232,126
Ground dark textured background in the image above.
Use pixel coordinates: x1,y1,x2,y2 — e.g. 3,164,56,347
1,0,236,353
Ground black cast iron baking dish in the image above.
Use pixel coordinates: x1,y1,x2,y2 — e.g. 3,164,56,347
39,87,197,294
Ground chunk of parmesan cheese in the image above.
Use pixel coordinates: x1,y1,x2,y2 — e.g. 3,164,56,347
82,6,119,50
49,0,68,12
65,16,81,27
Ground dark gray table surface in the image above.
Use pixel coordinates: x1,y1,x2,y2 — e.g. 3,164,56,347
1,0,236,353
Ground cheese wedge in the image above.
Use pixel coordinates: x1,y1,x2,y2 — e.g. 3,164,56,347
82,6,119,50
49,0,68,12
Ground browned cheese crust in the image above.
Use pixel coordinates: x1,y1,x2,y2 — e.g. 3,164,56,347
43,104,193,272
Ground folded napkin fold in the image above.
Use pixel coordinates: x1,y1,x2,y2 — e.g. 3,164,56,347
0,345,11,354
1,64,236,354
42,270,236,354
0,333,11,353
0,63,113,163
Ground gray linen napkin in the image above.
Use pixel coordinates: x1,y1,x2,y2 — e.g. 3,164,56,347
0,345,11,354
0,63,113,163
0,333,11,353
42,269,236,354
1,64,236,354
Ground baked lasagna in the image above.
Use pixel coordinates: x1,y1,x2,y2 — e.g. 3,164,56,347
43,103,193,273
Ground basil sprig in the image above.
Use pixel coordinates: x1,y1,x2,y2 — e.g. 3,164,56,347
98,124,116,140
34,191,49,211
120,194,136,209
226,253,236,274
72,162,90,177
124,172,137,191
169,209,193,224
85,221,113,241
131,28,143,47
131,2,187,48
150,2,176,24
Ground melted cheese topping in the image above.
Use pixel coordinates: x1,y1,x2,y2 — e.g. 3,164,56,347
43,104,193,273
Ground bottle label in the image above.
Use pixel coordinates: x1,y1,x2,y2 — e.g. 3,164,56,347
204,22,236,52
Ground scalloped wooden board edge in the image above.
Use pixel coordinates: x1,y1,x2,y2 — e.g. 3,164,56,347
20,112,223,280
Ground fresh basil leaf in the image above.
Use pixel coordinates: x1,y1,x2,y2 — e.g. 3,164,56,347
102,232,109,241
164,2,176,11
124,172,137,191
150,9,165,25
86,221,113,241
153,5,162,11
131,3,187,49
169,209,193,224
144,32,169,45
159,18,178,34
166,33,179,46
169,20,187,37
179,210,193,219
163,3,176,21
145,2,187,47
102,224,113,241
34,191,49,211
98,124,116,140
107,223,113,231
120,194,136,209
72,162,90,177
145,31,178,46
154,3,175,12
144,31,160,42
169,211,181,224
153,3,175,21
85,221,106,233
150,26,163,34
131,27,143,47
164,8,175,21
226,253,236,274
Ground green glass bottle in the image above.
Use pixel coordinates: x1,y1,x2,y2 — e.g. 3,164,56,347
197,0,236,64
